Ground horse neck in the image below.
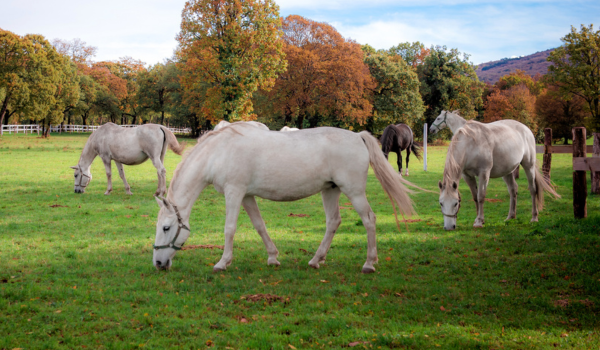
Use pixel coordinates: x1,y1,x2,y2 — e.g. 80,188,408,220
444,136,468,183
447,114,467,134
166,151,209,221
78,139,97,170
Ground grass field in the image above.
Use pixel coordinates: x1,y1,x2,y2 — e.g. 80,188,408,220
0,132,599,350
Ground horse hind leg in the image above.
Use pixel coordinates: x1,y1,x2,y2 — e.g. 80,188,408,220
149,156,167,196
115,161,133,195
502,172,518,220
309,186,342,269
396,151,403,176
346,191,377,273
405,148,411,176
521,164,539,222
242,196,280,266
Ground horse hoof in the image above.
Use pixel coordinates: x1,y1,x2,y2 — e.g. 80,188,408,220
308,262,320,269
267,259,281,266
213,265,227,272
530,218,538,223
473,223,483,228
126,192,133,195
361,266,376,274
104,191,111,195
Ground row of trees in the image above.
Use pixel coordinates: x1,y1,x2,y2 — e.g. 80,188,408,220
1,0,598,140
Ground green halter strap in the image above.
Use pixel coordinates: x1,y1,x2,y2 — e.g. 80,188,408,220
153,205,189,251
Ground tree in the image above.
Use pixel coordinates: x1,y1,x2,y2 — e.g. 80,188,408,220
484,84,538,134
547,24,600,131
363,50,424,133
137,62,181,125
496,69,543,96
388,41,430,68
52,38,97,65
417,46,484,138
177,0,286,122
536,84,588,144
41,55,80,137
267,15,374,129
0,30,63,135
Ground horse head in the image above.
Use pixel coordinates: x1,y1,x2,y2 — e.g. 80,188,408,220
153,196,190,270
71,165,92,193
429,111,449,134
438,179,461,230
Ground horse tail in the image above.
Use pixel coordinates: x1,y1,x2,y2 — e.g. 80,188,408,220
359,131,416,230
160,126,185,155
533,161,561,211
410,141,422,161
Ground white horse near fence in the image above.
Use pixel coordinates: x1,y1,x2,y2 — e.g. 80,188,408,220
71,123,184,196
213,120,269,131
429,110,468,135
152,122,416,273
439,120,560,230
280,126,299,131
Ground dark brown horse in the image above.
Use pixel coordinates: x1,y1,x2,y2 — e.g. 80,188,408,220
380,124,421,176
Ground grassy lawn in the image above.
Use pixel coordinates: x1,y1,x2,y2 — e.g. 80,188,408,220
0,132,599,349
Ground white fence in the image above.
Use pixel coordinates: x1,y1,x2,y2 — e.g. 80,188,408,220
2,124,191,135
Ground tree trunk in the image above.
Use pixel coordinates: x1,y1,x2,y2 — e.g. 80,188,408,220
542,128,552,181
160,111,165,125
591,133,600,194
573,127,587,218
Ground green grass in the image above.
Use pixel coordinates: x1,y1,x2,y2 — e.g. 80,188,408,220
0,132,599,349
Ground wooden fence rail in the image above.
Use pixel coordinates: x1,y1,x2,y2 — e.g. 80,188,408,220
2,124,191,135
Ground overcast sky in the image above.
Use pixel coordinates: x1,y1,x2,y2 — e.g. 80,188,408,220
2,0,598,66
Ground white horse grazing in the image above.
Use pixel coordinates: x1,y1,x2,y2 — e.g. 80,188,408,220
429,110,467,135
280,126,299,131
153,123,416,273
71,123,184,196
439,120,559,230
213,120,269,131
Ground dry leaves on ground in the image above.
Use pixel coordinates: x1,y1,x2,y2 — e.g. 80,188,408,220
182,244,224,251
241,293,287,304
288,213,309,217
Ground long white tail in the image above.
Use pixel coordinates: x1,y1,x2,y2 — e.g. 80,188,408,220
534,161,561,211
160,126,185,155
359,131,417,229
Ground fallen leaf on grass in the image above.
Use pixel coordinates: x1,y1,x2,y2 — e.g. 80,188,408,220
554,299,569,308
385,257,392,261
348,341,369,347
289,345,297,349
485,198,503,203
55,310,62,313
288,213,309,217
320,280,329,283
241,293,286,304
440,306,450,312
400,219,422,223
500,280,507,283
49,204,68,208
339,206,352,210
299,248,309,254
182,244,224,251
141,215,148,217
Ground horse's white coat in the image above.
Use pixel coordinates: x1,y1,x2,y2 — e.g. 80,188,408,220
439,120,559,230
71,123,184,196
153,123,416,273
213,120,269,131
280,126,299,131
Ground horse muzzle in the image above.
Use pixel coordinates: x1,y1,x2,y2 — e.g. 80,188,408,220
154,259,172,271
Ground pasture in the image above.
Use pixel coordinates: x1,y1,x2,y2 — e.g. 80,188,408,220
0,133,599,349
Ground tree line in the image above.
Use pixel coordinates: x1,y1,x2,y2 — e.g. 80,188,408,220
1,0,598,140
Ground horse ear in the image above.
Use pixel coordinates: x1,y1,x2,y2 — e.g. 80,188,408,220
70,166,78,170
452,181,458,190
155,196,165,209
452,109,460,114
438,180,443,190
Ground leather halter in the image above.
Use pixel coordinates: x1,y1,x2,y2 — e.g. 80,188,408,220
442,191,461,219
76,166,91,188
431,111,449,130
153,205,189,251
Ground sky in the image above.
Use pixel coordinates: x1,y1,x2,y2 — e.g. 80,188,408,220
2,0,598,66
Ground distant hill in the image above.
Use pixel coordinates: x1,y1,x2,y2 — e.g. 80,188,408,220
475,49,555,84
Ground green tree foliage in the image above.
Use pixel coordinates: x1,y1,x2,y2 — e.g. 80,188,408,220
547,24,600,131
41,56,81,137
388,41,430,68
137,62,183,125
417,46,484,138
363,50,424,133
177,0,286,122
0,30,65,133
536,84,588,144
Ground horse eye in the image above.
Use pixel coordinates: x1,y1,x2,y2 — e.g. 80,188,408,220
454,203,458,207
74,174,78,178
439,202,442,206
163,226,170,232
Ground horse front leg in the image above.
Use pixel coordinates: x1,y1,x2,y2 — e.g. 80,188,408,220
309,187,342,269
405,149,411,176
242,196,280,266
502,173,518,220
114,161,133,195
347,192,377,273
214,190,244,272
462,173,479,218
102,158,113,195
474,172,491,228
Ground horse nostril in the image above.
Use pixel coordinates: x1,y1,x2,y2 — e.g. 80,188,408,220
452,225,456,230
156,260,162,267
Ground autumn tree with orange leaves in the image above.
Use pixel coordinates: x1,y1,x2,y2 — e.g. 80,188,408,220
267,15,374,129
177,0,286,123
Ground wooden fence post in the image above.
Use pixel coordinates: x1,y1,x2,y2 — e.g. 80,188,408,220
592,133,600,194
542,128,552,181
423,123,427,172
573,127,587,218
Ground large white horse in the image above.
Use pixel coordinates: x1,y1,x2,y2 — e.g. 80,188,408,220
153,123,416,273
213,120,269,131
439,120,559,230
71,123,184,196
